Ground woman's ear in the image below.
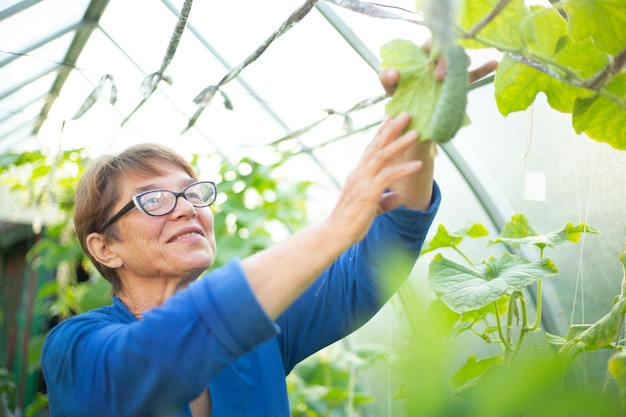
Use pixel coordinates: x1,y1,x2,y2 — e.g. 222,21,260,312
86,232,123,268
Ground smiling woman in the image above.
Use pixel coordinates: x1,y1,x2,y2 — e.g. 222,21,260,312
72,143,213,295
40,109,442,417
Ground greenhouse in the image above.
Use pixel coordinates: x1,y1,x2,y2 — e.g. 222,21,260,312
1,0,625,416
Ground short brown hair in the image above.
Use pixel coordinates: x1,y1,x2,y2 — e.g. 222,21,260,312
73,143,197,294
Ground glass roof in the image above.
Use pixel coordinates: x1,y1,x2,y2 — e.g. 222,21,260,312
0,0,428,155
2,0,626,392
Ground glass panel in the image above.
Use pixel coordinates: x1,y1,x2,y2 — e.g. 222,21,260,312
0,0,88,52
0,70,55,112
0,32,72,96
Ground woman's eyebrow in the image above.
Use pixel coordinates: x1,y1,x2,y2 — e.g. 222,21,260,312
133,178,196,194
134,183,161,193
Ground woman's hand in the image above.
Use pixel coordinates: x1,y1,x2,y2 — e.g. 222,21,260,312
241,113,421,319
379,52,499,96
324,112,421,243
377,49,499,210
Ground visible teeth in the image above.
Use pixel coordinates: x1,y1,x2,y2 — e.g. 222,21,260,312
175,232,200,239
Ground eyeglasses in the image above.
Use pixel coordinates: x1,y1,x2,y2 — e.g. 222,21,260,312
100,181,217,232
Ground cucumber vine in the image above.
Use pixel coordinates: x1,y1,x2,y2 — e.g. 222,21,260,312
393,214,626,416
380,0,626,150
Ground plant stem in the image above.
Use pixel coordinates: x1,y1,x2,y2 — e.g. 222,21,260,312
510,294,530,363
586,46,626,90
506,292,516,346
527,280,542,331
453,246,474,265
464,0,513,38
494,300,515,353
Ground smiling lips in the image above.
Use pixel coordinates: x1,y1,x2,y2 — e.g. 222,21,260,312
168,227,206,243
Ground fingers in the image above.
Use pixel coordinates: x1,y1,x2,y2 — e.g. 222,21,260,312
326,113,422,242
355,112,418,190
379,68,400,96
469,60,499,83
366,112,413,155
436,56,499,83
362,114,421,187
378,192,404,214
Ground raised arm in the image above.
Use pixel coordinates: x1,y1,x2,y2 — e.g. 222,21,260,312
241,113,423,320
378,55,498,211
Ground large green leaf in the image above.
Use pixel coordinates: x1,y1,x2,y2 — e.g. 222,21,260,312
380,39,439,135
490,213,600,250
558,249,626,356
573,73,626,150
427,252,559,313
564,0,626,56
559,297,626,356
494,6,606,116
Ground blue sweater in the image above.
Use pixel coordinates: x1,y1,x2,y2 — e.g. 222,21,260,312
42,184,440,417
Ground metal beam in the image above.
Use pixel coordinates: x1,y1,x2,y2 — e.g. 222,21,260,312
0,22,80,68
32,0,111,136
0,65,57,100
0,91,49,124
315,2,381,73
0,0,44,22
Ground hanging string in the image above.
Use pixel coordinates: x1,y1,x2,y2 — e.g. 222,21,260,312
567,113,596,390
520,103,534,215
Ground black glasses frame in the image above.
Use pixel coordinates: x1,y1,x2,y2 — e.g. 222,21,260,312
99,181,217,232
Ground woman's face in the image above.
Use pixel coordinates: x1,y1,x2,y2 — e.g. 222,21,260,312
106,163,217,284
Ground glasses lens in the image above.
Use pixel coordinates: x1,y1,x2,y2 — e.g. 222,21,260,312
184,182,216,206
137,190,175,215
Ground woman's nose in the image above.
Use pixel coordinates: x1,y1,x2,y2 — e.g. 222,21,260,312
170,195,197,218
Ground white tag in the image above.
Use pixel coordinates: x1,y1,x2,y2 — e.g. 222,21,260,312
524,171,546,202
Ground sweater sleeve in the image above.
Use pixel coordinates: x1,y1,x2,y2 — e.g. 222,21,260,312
42,259,278,417
277,181,441,372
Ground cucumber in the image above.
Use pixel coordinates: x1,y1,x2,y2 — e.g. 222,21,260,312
426,45,469,144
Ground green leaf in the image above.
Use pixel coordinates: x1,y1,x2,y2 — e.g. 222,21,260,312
544,331,567,346
560,298,626,356
449,354,504,393
380,39,439,135
490,214,599,250
608,351,626,404
421,222,489,254
31,164,51,180
494,57,550,115
0,366,17,414
27,334,46,375
78,277,112,312
498,213,537,238
457,0,529,50
621,248,626,295
494,6,607,116
564,0,626,56
523,5,610,81
427,299,463,339
573,73,626,150
0,151,45,170
428,252,558,313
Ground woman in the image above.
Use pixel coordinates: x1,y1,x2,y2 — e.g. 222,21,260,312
41,65,495,416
